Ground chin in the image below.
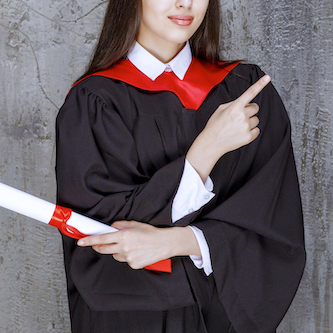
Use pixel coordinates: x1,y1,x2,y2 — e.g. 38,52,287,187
164,32,194,44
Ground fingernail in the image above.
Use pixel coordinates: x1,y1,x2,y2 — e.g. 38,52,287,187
263,75,271,82
77,239,85,246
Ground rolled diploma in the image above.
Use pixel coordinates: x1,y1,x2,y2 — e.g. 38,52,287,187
0,182,117,235
0,182,171,272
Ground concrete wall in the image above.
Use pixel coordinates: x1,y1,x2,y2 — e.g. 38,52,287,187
0,0,331,332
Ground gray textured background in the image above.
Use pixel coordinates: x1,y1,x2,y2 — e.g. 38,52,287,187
0,0,332,332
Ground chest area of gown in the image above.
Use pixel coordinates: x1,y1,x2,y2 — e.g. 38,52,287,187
121,87,221,174
93,80,231,177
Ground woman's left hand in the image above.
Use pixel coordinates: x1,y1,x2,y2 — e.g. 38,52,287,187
77,221,200,269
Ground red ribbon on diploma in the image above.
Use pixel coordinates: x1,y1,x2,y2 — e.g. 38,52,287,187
49,205,172,273
49,206,86,239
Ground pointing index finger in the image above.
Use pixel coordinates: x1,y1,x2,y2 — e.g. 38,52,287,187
236,75,271,106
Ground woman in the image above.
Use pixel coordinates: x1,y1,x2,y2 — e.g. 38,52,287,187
56,0,306,332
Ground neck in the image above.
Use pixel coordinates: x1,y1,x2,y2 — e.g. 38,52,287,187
137,34,185,63
138,41,185,63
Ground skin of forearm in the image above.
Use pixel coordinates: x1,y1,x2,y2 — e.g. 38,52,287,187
186,134,223,183
163,226,201,257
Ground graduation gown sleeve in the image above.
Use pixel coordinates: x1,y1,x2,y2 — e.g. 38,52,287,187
175,64,306,333
56,84,184,226
55,79,198,312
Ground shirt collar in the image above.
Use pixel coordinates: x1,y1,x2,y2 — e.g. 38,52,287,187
127,41,192,81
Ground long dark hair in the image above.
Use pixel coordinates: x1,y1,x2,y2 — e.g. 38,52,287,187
77,0,224,81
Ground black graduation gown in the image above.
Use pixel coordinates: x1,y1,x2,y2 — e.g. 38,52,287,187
56,62,305,333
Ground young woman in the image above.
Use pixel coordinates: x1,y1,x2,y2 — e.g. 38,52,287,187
56,0,306,332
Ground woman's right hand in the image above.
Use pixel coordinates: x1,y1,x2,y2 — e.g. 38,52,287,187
186,75,271,182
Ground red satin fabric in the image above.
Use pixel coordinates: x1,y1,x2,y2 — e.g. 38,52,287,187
74,58,239,110
49,205,87,239
145,259,172,273
49,206,171,272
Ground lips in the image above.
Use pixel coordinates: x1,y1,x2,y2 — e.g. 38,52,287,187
168,15,194,26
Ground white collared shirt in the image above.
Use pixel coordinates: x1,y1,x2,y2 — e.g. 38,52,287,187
128,41,213,276
127,41,192,80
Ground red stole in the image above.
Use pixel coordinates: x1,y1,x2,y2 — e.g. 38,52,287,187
75,58,239,110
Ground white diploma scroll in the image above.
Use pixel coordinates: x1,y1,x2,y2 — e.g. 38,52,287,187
0,182,171,272
0,182,118,236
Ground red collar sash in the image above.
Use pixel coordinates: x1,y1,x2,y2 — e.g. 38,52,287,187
76,59,239,110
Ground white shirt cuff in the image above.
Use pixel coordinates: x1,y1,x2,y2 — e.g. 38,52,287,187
172,159,215,222
188,225,213,276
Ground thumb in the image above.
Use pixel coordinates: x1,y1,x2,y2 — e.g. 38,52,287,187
111,220,136,230
217,101,233,112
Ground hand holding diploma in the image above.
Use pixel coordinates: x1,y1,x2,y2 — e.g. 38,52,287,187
0,182,171,272
78,221,174,270
77,220,199,271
